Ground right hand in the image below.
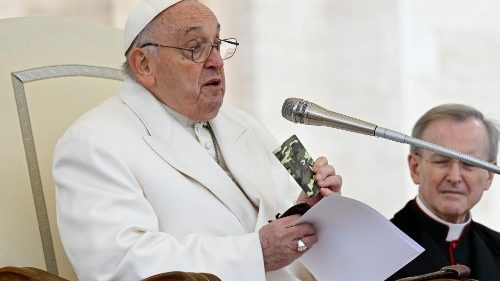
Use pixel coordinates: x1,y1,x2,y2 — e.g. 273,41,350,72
258,215,318,272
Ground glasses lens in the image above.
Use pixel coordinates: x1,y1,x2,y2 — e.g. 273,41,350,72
193,39,238,63
220,39,237,60
426,156,483,178
192,42,212,63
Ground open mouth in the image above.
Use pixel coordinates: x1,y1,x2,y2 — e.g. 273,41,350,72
203,78,222,87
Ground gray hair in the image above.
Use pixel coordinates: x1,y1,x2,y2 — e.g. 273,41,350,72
410,103,499,162
122,18,159,80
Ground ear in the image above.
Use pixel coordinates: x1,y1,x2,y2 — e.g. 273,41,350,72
128,48,156,87
483,160,496,190
408,153,421,185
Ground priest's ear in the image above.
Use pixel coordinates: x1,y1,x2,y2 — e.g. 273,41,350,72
408,153,421,185
483,159,496,191
128,47,156,87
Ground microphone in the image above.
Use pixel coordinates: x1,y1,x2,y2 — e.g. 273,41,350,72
282,98,500,175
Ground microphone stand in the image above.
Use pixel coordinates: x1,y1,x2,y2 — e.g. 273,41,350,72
375,127,500,175
283,98,500,175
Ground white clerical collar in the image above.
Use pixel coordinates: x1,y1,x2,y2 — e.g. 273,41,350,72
160,103,212,141
416,195,471,242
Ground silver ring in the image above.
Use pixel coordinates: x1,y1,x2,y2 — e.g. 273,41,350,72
297,238,307,252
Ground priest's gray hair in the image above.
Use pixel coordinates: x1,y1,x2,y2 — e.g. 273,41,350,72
410,104,499,162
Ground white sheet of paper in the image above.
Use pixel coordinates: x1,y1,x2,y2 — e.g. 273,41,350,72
297,195,424,281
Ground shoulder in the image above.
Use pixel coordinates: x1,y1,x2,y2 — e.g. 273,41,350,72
64,95,145,138
391,200,417,224
472,221,500,239
391,200,420,235
472,221,500,255
55,95,147,156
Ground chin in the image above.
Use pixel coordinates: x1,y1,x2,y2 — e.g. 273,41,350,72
197,105,222,121
209,97,224,111
441,204,466,216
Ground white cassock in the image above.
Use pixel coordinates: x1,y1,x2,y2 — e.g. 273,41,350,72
53,77,315,281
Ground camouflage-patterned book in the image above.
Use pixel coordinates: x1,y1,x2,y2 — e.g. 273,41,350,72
273,135,320,198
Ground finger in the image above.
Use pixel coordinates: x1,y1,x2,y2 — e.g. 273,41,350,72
294,234,319,253
320,187,340,197
278,214,302,228
292,223,316,238
317,174,342,191
314,165,336,182
312,156,328,173
300,234,319,248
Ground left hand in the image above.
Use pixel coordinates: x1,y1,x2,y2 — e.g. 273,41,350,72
296,156,342,206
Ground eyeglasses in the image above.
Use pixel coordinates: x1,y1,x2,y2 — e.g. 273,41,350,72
140,38,239,63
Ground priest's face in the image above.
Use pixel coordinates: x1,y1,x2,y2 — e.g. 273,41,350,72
407,118,494,223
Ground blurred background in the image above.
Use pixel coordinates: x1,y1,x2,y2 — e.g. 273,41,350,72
2,0,499,232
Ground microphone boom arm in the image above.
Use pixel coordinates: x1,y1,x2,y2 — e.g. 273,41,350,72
375,127,500,175
282,98,500,175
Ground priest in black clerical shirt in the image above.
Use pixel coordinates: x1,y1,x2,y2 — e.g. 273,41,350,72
386,104,500,281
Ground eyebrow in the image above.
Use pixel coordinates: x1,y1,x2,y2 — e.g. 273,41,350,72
429,153,449,159
184,23,221,36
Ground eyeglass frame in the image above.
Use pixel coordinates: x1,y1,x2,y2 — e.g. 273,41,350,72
412,152,489,177
139,38,239,63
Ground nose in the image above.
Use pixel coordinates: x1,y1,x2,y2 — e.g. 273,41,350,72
204,46,224,68
446,161,463,183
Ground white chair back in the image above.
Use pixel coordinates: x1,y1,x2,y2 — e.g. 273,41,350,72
0,17,124,280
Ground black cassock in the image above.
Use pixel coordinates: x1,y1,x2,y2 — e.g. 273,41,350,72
386,200,500,281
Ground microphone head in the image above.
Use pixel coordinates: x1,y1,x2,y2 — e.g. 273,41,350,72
282,97,378,135
282,98,309,124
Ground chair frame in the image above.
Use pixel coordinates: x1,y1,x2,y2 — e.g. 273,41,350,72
10,65,123,275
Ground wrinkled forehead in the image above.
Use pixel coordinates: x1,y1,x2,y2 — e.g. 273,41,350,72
421,118,490,158
152,1,220,40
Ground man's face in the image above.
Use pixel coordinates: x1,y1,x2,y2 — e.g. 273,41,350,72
408,118,494,223
147,0,225,121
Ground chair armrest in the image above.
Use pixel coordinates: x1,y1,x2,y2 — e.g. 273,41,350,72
0,266,69,281
396,264,477,281
142,271,221,281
